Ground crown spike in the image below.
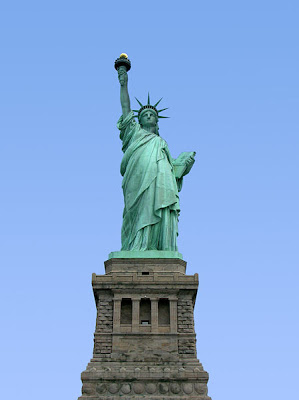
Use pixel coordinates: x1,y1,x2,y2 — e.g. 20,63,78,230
158,115,170,119
135,97,143,107
154,98,163,108
136,94,168,120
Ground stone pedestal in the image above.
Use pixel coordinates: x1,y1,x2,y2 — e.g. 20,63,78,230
78,258,211,399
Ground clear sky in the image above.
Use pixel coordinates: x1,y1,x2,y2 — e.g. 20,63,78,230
0,1,298,399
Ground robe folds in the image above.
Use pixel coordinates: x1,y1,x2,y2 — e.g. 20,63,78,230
117,111,182,251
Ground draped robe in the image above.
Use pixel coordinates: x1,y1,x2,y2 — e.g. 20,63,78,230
117,111,184,251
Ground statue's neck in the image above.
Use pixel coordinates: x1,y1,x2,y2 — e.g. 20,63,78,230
142,126,156,134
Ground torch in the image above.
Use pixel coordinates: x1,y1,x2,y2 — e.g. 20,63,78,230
114,53,131,72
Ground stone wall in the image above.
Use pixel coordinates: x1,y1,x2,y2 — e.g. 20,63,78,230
178,336,197,357
96,297,113,333
177,296,196,356
177,298,194,333
93,294,113,359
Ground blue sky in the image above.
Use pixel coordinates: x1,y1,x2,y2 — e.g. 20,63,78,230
0,1,298,399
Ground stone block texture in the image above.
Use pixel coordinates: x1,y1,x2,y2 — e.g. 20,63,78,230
78,258,211,399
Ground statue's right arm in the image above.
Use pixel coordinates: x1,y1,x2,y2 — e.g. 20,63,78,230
118,66,131,119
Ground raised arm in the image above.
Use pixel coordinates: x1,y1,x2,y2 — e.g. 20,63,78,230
118,66,131,119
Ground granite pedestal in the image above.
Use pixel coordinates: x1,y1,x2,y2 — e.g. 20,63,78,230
78,257,211,399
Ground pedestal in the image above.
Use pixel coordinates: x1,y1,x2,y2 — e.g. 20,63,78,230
78,257,211,399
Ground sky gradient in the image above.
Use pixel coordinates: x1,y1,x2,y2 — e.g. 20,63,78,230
0,1,298,399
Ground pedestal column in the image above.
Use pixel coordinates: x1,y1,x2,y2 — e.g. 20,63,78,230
151,298,159,333
170,298,178,333
132,298,140,333
113,299,121,333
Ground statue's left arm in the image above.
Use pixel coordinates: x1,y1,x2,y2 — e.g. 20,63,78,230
173,151,196,178
183,152,196,176
172,151,196,191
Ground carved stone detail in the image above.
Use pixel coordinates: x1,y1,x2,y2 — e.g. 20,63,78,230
133,382,145,394
170,382,181,394
96,383,107,394
120,383,131,394
80,380,210,398
145,383,157,394
158,382,169,394
195,382,208,395
108,383,119,394
82,382,95,395
183,382,193,394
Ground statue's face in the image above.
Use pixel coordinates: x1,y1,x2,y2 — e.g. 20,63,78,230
139,110,157,129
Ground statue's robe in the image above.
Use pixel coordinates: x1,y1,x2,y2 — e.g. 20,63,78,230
117,111,183,251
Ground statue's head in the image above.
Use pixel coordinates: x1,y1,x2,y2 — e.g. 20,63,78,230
133,94,168,135
139,109,159,134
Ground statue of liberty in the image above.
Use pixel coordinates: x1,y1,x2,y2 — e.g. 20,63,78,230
115,54,195,252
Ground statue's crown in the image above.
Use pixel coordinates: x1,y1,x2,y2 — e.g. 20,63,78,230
133,94,169,120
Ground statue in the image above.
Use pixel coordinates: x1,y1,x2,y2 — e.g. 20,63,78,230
115,54,195,252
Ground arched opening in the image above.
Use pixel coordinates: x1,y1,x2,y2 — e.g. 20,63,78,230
140,298,151,325
120,298,132,324
158,298,170,325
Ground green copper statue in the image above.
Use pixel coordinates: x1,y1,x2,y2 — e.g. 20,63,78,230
115,54,195,252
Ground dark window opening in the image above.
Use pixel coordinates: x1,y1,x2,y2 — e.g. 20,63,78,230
158,298,170,325
142,271,150,275
140,298,151,324
120,298,132,324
